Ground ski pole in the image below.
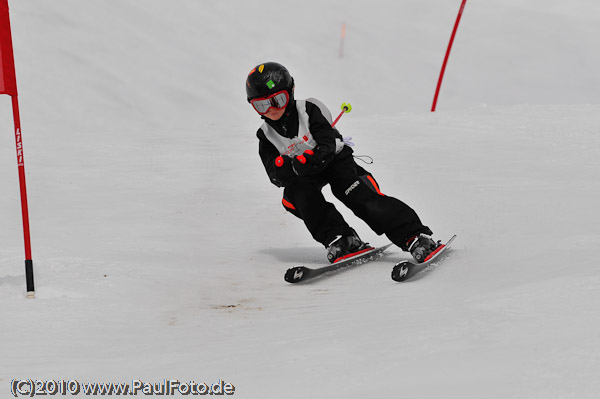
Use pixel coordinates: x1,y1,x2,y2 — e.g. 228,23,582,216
332,102,352,127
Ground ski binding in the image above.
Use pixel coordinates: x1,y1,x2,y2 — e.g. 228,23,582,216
391,235,457,282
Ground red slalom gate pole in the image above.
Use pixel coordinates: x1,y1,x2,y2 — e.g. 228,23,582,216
12,95,35,298
1,0,35,298
431,0,467,112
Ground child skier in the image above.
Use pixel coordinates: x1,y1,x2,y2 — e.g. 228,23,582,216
246,62,438,263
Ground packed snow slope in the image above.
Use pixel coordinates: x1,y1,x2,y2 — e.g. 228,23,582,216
1,1,600,398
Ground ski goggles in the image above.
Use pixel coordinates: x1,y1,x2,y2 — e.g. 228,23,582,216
250,90,289,114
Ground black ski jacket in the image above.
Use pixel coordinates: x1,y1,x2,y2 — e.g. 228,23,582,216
256,99,349,187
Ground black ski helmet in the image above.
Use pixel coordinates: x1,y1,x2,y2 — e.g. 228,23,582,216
246,62,294,102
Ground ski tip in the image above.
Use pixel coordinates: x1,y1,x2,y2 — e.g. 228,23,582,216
284,266,307,283
391,261,411,282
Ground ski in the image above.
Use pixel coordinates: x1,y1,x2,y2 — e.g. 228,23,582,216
391,235,457,282
285,244,393,283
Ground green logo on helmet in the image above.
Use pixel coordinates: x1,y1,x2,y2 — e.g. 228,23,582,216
266,80,275,89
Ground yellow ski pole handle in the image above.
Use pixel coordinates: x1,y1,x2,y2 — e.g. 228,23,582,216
332,102,352,127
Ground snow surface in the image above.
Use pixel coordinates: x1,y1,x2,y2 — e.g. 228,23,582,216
1,0,600,398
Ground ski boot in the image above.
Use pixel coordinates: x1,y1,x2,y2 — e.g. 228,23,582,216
407,233,440,263
326,232,370,263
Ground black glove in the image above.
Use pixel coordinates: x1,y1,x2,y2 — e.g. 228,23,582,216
292,149,316,176
274,155,295,180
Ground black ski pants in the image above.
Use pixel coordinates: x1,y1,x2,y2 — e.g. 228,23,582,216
281,150,432,249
